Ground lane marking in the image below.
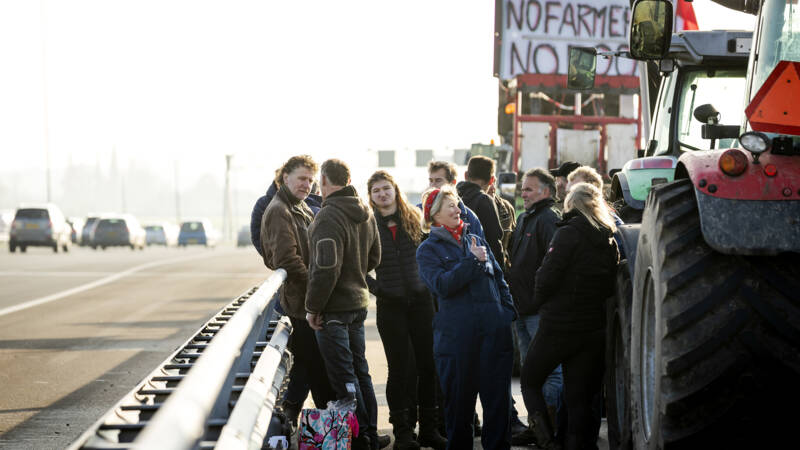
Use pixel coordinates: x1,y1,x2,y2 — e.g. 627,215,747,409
0,271,265,278
0,251,242,318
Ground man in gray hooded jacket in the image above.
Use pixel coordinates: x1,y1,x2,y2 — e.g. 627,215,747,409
306,159,382,450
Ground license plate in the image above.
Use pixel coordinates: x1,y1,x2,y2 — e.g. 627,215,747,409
25,223,39,229
188,238,198,244
108,232,117,237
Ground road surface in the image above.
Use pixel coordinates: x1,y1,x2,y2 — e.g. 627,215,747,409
0,245,267,449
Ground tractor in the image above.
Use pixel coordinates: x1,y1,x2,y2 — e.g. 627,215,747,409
577,0,800,448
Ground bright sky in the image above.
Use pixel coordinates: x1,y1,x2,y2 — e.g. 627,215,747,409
0,0,755,197
0,0,497,189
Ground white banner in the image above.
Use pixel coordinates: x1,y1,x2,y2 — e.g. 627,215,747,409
497,0,638,79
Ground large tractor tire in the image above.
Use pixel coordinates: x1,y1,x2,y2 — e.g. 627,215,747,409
630,179,800,449
606,260,632,450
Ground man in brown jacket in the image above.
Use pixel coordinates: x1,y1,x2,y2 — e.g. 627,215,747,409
306,159,381,450
261,155,335,425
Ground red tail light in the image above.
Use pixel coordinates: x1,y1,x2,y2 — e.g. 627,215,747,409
718,149,748,177
764,164,778,177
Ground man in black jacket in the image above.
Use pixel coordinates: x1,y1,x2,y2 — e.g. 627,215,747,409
508,168,564,445
456,156,505,268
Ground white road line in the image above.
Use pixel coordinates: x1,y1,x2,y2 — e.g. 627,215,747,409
0,251,239,318
0,271,265,278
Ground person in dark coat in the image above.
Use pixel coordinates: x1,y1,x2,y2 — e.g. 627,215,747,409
549,161,581,209
456,156,505,268
487,182,516,272
416,185,517,450
260,156,335,426
423,160,486,436
566,166,625,259
366,171,447,450
250,175,321,258
508,169,564,447
520,182,620,450
305,159,382,450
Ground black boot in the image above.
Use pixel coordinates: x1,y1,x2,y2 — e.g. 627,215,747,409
377,434,392,449
531,410,561,450
280,399,301,428
564,433,597,450
417,407,447,450
510,421,539,446
389,409,420,450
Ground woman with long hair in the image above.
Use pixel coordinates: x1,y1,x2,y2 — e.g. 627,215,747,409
520,182,620,450
366,171,446,450
415,185,516,450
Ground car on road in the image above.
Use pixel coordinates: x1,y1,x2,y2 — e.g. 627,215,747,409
236,225,250,247
178,219,218,248
81,215,100,247
144,222,179,246
91,215,146,250
8,204,72,253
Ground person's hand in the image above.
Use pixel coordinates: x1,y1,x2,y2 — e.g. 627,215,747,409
469,236,487,262
306,312,323,331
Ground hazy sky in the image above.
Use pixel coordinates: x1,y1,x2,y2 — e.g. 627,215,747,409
0,1,755,199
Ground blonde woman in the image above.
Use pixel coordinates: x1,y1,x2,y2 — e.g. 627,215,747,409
520,182,620,450
366,171,446,450
415,185,516,450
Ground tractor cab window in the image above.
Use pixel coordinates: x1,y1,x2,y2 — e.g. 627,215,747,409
650,71,677,156
750,0,800,145
675,68,746,152
753,0,800,102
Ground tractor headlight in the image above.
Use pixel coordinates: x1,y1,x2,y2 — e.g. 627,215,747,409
739,131,770,155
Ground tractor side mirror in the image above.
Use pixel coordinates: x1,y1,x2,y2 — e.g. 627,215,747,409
659,58,675,73
567,46,597,90
693,104,721,124
629,0,673,60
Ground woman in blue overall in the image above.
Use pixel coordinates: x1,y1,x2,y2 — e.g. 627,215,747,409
415,185,517,450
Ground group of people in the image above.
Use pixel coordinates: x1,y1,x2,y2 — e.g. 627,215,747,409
251,154,620,450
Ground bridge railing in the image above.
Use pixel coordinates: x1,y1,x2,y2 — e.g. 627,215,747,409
68,269,292,450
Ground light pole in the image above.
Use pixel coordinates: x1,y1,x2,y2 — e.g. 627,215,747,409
223,154,234,243
174,161,181,225
40,0,51,202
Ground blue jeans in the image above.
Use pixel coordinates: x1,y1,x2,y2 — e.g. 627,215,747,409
515,314,563,413
315,309,378,448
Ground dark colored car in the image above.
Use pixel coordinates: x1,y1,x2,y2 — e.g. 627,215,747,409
178,219,217,247
9,204,71,253
81,216,99,247
92,216,146,250
236,225,250,247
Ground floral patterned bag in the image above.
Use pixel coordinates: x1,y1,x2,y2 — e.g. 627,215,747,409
297,407,359,450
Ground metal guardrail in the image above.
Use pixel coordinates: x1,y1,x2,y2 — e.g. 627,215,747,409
69,269,292,450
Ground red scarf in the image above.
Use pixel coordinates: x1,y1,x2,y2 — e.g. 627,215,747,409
436,220,465,243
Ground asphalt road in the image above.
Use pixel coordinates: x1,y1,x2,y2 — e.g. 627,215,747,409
0,244,268,449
